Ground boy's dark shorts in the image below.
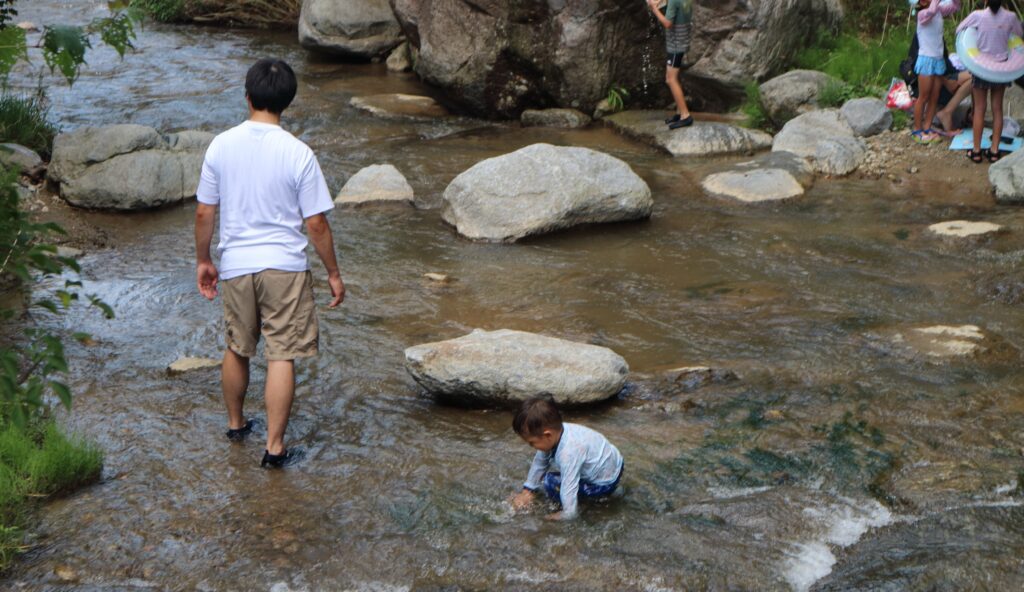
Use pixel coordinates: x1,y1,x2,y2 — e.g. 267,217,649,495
666,52,685,69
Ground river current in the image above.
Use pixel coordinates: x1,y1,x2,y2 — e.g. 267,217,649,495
4,2,1024,590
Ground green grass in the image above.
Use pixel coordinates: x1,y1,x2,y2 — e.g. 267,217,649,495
131,0,187,23
740,82,775,132
795,28,913,98
0,421,102,570
0,93,58,159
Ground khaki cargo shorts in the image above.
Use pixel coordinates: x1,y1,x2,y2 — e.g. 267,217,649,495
221,269,318,361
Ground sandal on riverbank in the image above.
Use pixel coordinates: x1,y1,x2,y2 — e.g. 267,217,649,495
967,149,984,163
226,419,255,442
986,149,1003,163
923,129,945,143
910,130,935,144
260,447,304,469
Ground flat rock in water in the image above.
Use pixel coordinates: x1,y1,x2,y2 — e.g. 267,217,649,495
604,110,772,157
334,164,414,207
168,357,221,374
988,147,1024,204
927,220,1003,238
350,94,449,120
702,168,804,203
840,97,892,137
521,108,592,128
48,124,212,210
404,329,629,406
298,0,403,58
0,143,43,174
759,69,840,122
441,143,652,242
773,109,866,175
896,325,986,358
664,366,739,392
423,272,450,282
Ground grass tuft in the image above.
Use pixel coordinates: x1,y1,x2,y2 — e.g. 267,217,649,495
0,93,59,159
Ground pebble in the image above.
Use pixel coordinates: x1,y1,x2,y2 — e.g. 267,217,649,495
54,565,78,582
909,166,919,174
423,272,449,283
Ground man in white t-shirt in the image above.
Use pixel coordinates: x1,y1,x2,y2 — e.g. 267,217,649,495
194,58,345,468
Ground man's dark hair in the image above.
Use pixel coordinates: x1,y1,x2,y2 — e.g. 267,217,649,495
245,58,297,114
512,396,563,437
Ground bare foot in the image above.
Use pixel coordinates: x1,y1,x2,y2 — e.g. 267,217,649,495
937,110,960,135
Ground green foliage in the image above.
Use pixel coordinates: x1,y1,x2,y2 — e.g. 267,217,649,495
605,84,629,113
0,92,58,158
0,0,16,29
818,80,857,109
890,108,909,131
796,28,913,99
0,27,26,77
131,0,186,23
0,420,102,569
42,26,92,85
740,82,775,132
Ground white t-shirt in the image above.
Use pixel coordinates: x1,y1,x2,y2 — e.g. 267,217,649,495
196,120,333,280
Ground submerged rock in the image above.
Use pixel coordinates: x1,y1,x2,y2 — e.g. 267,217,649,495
298,0,403,59
840,97,892,137
404,329,629,406
48,124,212,211
168,357,221,374
663,366,739,392
759,69,839,123
441,143,651,242
605,111,773,157
927,220,1003,239
773,109,866,176
334,164,414,207
521,108,591,129
350,94,449,120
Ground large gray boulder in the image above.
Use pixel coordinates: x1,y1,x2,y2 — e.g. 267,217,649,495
0,143,43,175
773,109,866,176
759,69,840,123
441,143,652,242
404,329,629,406
605,111,773,157
989,147,1024,204
48,125,213,210
334,164,414,206
299,0,404,59
840,97,892,137
388,0,842,118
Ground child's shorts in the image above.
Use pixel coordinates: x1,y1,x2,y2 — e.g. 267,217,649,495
666,52,684,69
915,55,947,77
543,466,623,502
973,75,1010,90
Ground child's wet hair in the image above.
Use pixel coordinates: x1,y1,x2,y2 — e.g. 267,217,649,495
245,58,298,114
512,395,563,437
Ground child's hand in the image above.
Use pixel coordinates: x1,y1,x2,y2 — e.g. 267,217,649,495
510,489,535,511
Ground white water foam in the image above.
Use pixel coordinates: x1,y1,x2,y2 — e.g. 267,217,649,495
782,498,893,591
708,485,774,499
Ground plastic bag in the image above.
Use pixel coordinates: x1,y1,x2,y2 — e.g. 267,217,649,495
1004,116,1021,138
885,77,915,110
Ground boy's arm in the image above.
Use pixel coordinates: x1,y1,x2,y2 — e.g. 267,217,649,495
305,213,345,308
550,450,585,520
646,0,672,29
523,450,549,491
195,204,218,300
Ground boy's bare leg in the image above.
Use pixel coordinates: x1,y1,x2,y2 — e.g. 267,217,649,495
666,66,690,118
222,348,250,430
265,359,295,455
938,75,972,132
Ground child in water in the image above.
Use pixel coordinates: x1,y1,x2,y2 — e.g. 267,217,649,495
957,0,1023,163
510,397,624,520
912,0,961,144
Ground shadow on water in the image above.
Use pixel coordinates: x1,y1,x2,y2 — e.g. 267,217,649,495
3,1,1024,590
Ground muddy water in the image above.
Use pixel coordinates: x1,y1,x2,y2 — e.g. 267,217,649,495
5,2,1024,591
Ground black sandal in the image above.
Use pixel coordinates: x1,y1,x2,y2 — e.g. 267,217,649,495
226,419,255,441
986,149,1003,163
968,149,984,163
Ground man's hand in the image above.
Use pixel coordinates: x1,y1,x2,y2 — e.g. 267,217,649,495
510,488,535,511
328,272,346,308
197,261,218,300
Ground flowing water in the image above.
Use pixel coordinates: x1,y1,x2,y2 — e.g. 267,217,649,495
5,2,1024,590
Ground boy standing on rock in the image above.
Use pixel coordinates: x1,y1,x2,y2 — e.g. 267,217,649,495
647,0,694,129
194,58,345,468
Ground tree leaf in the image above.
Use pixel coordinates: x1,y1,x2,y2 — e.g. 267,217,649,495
50,381,72,410
42,26,92,85
0,25,27,82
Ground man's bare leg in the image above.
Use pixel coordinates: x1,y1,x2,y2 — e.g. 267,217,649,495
265,359,295,455
222,348,250,430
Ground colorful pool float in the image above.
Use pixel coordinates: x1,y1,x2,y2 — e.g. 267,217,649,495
956,26,1024,84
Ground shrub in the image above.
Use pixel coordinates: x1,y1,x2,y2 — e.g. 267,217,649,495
130,0,186,23
818,80,856,109
0,93,58,159
740,82,775,133
796,28,912,98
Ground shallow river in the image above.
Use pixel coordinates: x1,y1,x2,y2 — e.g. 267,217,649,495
5,2,1024,591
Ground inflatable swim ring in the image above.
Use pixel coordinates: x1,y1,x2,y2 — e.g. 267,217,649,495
956,26,1024,83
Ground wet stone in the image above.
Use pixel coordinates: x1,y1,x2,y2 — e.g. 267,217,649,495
701,168,804,203
663,366,739,392
350,94,449,121
423,272,449,283
927,220,1003,239
334,164,414,207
